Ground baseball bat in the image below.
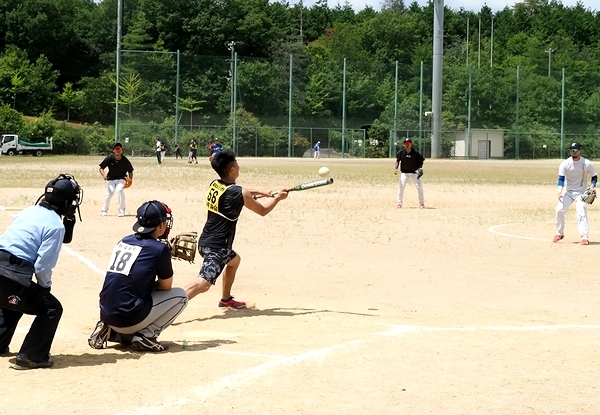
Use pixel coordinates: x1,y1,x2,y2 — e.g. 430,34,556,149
253,177,334,199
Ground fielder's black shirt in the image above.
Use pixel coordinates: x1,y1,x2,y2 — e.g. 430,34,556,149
396,149,424,173
99,154,134,180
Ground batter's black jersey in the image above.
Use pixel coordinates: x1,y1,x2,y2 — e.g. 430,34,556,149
99,154,134,180
99,234,173,328
200,180,244,249
396,149,424,173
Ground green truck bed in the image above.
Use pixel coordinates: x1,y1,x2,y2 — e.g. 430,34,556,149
18,140,52,148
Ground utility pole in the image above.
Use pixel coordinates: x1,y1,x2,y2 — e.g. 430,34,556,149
227,41,236,118
545,48,554,77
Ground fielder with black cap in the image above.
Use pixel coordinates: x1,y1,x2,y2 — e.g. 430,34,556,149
394,137,425,208
89,200,187,352
554,141,598,245
99,142,134,217
0,173,83,370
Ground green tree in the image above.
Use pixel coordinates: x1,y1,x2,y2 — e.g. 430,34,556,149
59,82,85,121
112,72,147,119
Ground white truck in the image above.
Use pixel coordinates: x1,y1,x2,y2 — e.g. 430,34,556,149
0,134,53,156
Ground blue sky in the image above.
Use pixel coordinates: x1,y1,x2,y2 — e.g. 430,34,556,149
285,0,597,13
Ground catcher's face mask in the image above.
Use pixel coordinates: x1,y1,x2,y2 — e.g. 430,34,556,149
158,202,173,240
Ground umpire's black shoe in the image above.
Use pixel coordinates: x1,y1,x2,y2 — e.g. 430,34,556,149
12,356,54,370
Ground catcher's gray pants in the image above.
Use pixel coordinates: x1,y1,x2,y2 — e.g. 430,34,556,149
109,288,187,339
397,173,424,205
555,190,589,240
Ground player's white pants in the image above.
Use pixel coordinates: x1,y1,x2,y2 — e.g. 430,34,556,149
397,173,424,205
556,190,589,240
109,288,188,338
314,150,320,159
160,151,166,162
102,179,126,215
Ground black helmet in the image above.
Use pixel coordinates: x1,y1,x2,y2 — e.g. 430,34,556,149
37,174,83,218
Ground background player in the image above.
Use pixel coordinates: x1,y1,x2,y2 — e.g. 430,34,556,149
313,141,321,159
394,137,425,208
554,141,597,245
184,149,288,308
210,138,223,161
99,143,134,217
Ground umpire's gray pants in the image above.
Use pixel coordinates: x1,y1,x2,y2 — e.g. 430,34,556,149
110,288,187,339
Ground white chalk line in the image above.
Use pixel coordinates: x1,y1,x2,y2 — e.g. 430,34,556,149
489,223,552,242
114,323,600,415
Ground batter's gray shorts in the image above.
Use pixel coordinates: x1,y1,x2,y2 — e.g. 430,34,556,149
198,246,237,285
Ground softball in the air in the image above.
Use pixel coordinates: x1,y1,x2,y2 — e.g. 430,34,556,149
318,166,330,177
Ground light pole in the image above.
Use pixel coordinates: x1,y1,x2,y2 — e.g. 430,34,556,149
545,48,554,77
227,41,236,118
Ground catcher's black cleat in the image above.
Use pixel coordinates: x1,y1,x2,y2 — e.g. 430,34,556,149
132,334,168,352
12,356,54,370
88,320,112,349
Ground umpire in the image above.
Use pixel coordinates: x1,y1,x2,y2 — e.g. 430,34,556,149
0,174,83,370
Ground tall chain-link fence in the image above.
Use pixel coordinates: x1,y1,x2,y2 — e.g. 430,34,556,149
115,51,600,159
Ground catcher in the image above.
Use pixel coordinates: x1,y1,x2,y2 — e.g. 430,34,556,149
554,141,598,245
88,200,188,352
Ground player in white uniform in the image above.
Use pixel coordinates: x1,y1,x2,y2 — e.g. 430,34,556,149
554,141,597,245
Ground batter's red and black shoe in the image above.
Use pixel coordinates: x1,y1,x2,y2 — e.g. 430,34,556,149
219,296,246,309
581,239,589,245
552,235,564,242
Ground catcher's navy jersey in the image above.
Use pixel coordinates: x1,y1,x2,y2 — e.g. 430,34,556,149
99,234,173,327
200,180,244,249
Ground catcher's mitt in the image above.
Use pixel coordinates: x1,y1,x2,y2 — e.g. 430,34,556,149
124,177,132,189
416,168,424,179
170,232,198,263
581,188,596,205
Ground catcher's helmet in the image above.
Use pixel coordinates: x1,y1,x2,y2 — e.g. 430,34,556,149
133,200,173,234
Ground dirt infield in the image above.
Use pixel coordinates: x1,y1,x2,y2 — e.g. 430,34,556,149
1,156,599,414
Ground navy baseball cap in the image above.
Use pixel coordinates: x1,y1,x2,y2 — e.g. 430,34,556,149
403,137,412,143
113,142,123,149
569,141,582,150
133,201,168,234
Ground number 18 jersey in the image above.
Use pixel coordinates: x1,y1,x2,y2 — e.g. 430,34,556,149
99,235,173,327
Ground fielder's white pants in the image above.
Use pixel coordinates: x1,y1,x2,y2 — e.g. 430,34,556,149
109,288,188,338
556,190,589,240
314,150,320,159
161,151,166,162
397,173,424,205
102,179,126,215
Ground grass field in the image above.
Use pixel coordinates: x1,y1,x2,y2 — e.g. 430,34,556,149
1,155,599,415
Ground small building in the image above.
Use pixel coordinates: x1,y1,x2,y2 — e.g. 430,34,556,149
452,129,504,159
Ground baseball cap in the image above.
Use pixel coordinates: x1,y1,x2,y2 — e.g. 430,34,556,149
403,137,412,143
133,201,169,234
569,142,582,150
113,142,123,149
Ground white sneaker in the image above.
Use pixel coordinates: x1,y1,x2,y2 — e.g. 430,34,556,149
101,212,107,216
118,212,125,217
